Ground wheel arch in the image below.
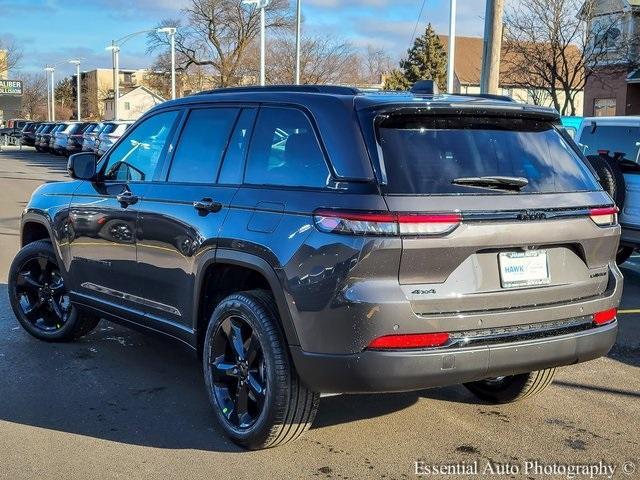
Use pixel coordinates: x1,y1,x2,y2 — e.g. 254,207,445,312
21,216,54,247
194,249,300,354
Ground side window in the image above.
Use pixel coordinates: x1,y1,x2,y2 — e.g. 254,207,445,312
168,107,239,184
218,108,257,184
245,107,329,188
102,110,179,182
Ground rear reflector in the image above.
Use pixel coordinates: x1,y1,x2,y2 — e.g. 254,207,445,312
368,332,450,349
589,207,618,227
313,210,461,236
593,308,617,325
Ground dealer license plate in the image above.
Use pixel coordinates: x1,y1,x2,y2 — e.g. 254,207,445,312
499,250,550,288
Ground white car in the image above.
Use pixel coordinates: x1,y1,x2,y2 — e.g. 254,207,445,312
576,116,640,264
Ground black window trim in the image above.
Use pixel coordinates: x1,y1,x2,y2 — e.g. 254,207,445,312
97,107,185,185
241,104,334,190
161,105,242,185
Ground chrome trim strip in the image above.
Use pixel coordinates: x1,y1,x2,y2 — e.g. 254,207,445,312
80,282,182,317
444,316,595,348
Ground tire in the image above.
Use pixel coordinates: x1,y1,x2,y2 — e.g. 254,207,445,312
463,368,556,404
586,154,626,207
202,289,319,449
8,240,100,342
617,246,634,265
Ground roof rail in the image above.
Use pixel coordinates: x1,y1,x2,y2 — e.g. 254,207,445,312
196,85,361,96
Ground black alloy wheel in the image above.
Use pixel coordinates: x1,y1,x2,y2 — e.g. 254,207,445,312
210,315,267,429
14,254,71,332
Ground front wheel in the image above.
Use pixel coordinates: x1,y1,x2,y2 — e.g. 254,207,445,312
8,240,100,342
203,290,319,449
463,368,556,404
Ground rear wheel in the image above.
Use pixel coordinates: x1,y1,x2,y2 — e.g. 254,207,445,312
463,368,556,404
617,246,634,265
203,290,319,449
8,240,100,342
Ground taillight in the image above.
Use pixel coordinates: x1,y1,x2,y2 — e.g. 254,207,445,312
590,207,618,227
313,210,461,236
368,332,450,349
593,308,617,325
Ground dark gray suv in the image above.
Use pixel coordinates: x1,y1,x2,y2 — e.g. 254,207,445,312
8,85,621,449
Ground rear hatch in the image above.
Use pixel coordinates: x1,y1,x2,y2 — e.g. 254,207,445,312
362,104,619,315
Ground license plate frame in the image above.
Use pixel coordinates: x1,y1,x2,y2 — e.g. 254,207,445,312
498,250,550,289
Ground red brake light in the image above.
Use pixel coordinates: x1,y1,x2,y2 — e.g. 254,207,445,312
368,332,450,349
313,210,461,236
590,207,618,227
593,308,617,325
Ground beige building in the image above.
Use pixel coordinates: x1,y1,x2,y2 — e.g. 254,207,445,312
439,36,584,115
103,86,165,121
74,68,152,120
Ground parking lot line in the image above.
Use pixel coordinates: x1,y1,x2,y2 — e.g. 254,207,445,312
617,309,640,314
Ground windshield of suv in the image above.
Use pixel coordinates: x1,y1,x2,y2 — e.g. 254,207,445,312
375,116,600,195
577,124,640,162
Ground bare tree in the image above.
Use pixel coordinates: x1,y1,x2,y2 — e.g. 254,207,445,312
147,0,293,87
0,39,22,75
16,73,47,120
361,45,392,85
502,0,630,115
262,33,361,85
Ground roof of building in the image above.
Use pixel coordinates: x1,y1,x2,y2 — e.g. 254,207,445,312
438,35,583,89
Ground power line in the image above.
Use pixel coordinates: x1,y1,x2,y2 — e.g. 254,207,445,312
408,0,428,49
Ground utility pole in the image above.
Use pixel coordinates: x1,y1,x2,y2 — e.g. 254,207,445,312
157,27,177,99
295,0,302,85
44,67,56,121
481,0,505,94
446,0,457,93
243,0,270,86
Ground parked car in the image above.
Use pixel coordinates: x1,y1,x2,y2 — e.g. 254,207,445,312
560,116,582,139
36,123,61,152
52,122,92,156
95,121,132,157
45,123,66,153
0,119,28,138
34,123,54,152
9,84,621,450
65,122,94,155
81,123,104,152
19,122,40,146
576,116,640,264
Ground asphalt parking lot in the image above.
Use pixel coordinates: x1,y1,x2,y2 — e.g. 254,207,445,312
0,146,638,480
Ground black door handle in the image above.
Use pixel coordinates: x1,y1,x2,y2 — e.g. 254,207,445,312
193,198,222,214
116,191,139,207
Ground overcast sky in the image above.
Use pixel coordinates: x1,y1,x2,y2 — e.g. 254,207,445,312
0,0,488,78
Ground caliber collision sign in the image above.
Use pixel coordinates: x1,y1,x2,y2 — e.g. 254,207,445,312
0,80,23,95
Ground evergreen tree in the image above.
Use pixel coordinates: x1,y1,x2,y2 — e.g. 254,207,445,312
383,23,448,91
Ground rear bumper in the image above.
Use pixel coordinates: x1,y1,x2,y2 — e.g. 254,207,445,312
292,321,618,393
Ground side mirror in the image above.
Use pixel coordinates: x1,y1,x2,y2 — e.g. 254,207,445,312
68,152,98,180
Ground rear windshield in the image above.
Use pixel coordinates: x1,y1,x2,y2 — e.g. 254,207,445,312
577,124,640,162
375,116,600,195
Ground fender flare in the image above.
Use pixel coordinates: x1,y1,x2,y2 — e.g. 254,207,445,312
192,248,300,347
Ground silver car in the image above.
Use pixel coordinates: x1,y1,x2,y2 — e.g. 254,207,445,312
96,121,133,157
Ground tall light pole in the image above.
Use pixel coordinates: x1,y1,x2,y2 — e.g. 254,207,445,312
157,27,177,99
295,0,302,85
243,0,270,86
44,66,56,121
446,0,457,93
69,60,81,121
106,43,120,120
44,67,51,121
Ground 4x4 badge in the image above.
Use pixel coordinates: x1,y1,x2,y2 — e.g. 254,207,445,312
411,289,436,295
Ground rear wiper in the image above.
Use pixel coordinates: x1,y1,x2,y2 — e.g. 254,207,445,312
451,176,529,191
